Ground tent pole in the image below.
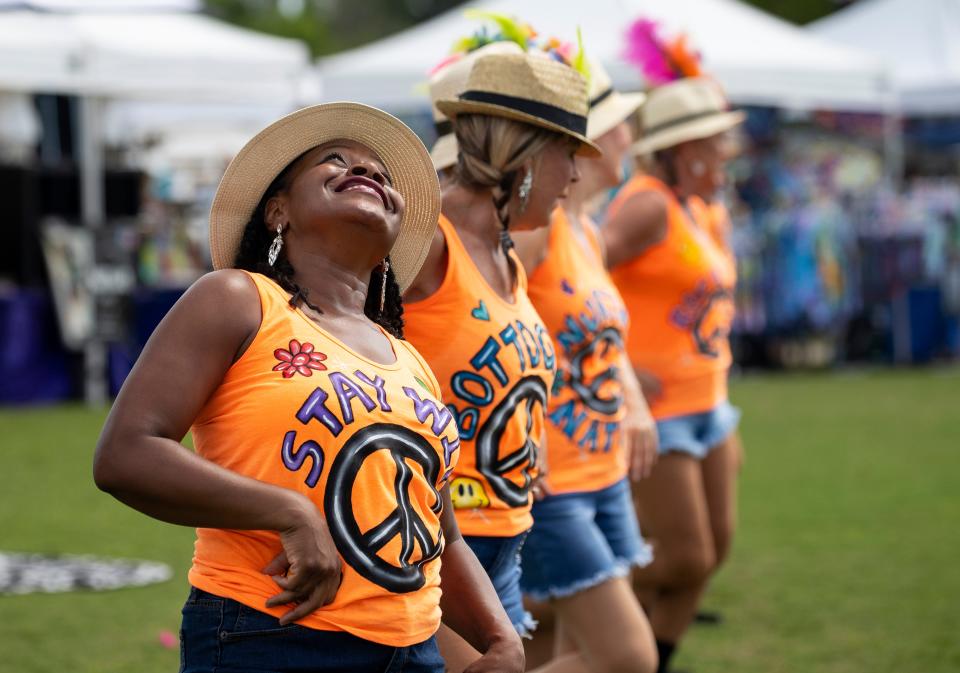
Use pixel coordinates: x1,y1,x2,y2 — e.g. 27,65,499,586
882,111,905,190
881,75,905,190
79,95,108,406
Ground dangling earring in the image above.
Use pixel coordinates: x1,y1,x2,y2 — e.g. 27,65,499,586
517,170,533,214
379,258,389,314
267,222,285,266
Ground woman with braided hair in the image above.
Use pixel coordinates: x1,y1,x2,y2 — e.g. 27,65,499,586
403,51,599,670
94,103,525,673
604,77,745,673
507,54,659,673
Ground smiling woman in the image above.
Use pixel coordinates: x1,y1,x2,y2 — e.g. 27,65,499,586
232,138,409,342
92,103,524,673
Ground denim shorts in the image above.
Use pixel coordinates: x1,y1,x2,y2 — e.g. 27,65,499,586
519,478,653,602
179,587,444,673
656,401,741,460
463,533,536,637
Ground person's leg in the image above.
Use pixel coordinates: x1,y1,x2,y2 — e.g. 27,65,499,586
631,453,716,671
702,430,740,571
528,577,657,673
522,598,555,670
552,617,577,658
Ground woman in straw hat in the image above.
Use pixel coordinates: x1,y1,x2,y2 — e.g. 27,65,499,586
402,49,597,669
93,102,524,673
604,27,746,671
507,50,659,673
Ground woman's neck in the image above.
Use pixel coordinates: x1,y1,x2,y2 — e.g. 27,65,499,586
286,248,371,318
441,180,502,250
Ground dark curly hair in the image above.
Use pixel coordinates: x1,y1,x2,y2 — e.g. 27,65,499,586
233,152,405,339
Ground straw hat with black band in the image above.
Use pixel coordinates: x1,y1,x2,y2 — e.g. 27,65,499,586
429,41,525,171
585,58,646,141
632,77,745,156
436,52,601,157
208,102,440,292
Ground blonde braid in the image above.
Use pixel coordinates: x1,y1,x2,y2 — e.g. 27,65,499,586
453,115,557,251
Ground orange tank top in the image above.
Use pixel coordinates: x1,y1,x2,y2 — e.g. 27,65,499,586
607,175,735,419
189,272,460,648
526,209,630,494
403,215,556,538
687,195,737,282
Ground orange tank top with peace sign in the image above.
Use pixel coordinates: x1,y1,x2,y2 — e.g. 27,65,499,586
526,209,630,494
189,272,460,648
404,215,556,538
607,175,735,420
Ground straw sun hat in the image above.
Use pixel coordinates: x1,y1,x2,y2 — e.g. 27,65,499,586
429,41,525,170
632,76,745,155
209,102,440,292
435,52,601,157
431,53,645,170
584,58,646,141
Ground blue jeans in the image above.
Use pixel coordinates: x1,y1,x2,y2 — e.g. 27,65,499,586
463,533,536,637
656,401,741,459
179,587,444,673
520,478,652,601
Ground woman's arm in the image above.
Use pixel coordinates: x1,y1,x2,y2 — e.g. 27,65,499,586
93,269,342,622
403,226,447,304
601,190,669,270
437,487,524,673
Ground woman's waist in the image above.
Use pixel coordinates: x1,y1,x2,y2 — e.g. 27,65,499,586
647,370,730,420
541,418,628,495
187,567,442,647
626,343,732,375
191,530,443,637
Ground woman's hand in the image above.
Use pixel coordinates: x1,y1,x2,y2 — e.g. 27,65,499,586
462,635,525,673
619,356,659,482
530,430,552,501
623,398,658,482
263,497,343,625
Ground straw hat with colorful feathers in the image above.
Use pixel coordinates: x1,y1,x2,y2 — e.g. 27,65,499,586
429,13,600,168
624,19,744,155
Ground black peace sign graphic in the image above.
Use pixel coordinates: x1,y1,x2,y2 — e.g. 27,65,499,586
324,423,444,594
475,375,549,507
692,288,734,358
569,326,625,416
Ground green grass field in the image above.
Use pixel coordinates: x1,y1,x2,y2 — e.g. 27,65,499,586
1,367,958,673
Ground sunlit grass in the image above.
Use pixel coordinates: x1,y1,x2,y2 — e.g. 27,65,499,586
0,367,958,672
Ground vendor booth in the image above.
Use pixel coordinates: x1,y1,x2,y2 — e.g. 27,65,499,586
0,0,313,404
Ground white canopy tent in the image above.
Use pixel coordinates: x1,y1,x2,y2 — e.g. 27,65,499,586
811,0,960,115
0,0,313,403
0,6,312,103
318,0,891,114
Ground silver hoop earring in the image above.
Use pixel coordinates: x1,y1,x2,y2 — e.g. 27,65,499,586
267,222,284,266
379,259,389,314
517,170,533,213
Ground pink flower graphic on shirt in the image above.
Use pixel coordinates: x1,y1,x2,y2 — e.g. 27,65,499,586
273,339,327,378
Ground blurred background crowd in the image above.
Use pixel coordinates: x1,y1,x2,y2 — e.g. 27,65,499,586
1,0,959,407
